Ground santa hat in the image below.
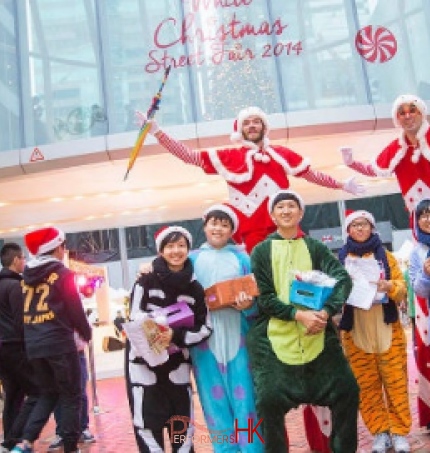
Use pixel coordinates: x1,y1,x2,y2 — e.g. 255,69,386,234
24,227,65,256
154,225,192,252
202,204,239,233
268,190,305,214
344,210,376,232
392,94,427,128
230,106,269,144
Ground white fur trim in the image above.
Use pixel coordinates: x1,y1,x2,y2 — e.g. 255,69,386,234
370,150,404,177
265,147,310,176
371,121,430,176
38,233,65,254
392,94,428,128
415,120,430,161
208,148,257,183
207,146,310,184
202,204,238,233
155,226,192,252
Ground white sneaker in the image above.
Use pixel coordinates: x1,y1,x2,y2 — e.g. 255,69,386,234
79,429,95,444
47,435,63,451
372,432,392,453
391,434,410,452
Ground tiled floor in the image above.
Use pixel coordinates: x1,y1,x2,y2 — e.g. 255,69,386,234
4,326,430,452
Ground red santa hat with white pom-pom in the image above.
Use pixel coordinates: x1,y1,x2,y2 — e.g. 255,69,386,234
344,209,376,232
154,226,192,252
24,227,65,256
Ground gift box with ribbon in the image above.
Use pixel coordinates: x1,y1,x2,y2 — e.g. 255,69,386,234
204,274,259,311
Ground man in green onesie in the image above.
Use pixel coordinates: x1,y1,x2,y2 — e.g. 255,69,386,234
247,189,359,453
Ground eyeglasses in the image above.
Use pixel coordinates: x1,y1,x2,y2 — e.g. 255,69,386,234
419,213,430,222
349,221,371,229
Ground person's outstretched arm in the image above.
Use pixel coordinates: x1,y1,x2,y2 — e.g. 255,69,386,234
136,111,203,167
155,130,203,166
340,146,377,176
300,168,366,195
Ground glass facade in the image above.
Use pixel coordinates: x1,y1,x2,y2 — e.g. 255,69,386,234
0,0,430,153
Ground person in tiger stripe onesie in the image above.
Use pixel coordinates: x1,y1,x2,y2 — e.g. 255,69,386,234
408,198,430,432
338,210,410,453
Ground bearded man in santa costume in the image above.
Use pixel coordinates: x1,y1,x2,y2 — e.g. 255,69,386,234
138,106,362,452
341,93,430,433
138,106,363,254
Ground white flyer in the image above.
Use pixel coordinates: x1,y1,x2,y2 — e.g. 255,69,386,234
344,256,380,310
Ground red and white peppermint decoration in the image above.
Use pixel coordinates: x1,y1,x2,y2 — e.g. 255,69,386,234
355,25,397,63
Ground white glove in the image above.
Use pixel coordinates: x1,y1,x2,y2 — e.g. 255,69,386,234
342,176,366,196
340,146,354,166
135,111,160,135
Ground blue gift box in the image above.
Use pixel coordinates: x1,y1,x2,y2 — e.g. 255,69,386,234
290,280,333,310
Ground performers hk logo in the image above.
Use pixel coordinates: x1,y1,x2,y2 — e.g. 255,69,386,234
166,416,264,445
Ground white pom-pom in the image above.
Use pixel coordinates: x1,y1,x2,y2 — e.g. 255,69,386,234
411,149,420,163
230,131,243,143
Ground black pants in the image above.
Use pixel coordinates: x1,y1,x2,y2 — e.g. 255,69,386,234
22,350,81,453
126,345,195,452
0,343,40,450
54,351,89,434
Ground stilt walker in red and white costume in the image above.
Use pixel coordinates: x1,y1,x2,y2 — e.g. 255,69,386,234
138,106,364,452
341,94,430,213
341,94,430,430
139,106,364,253
409,200,430,432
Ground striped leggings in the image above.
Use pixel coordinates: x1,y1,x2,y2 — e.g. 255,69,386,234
342,321,411,435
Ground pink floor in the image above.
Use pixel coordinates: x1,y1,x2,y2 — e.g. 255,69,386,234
7,326,430,452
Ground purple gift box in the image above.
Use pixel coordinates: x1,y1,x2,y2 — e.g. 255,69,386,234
152,301,194,355
152,301,194,329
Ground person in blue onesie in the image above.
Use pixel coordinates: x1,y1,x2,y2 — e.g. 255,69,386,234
189,204,264,453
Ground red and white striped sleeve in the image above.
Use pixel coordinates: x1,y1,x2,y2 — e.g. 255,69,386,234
157,131,203,167
300,168,344,189
348,161,377,176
